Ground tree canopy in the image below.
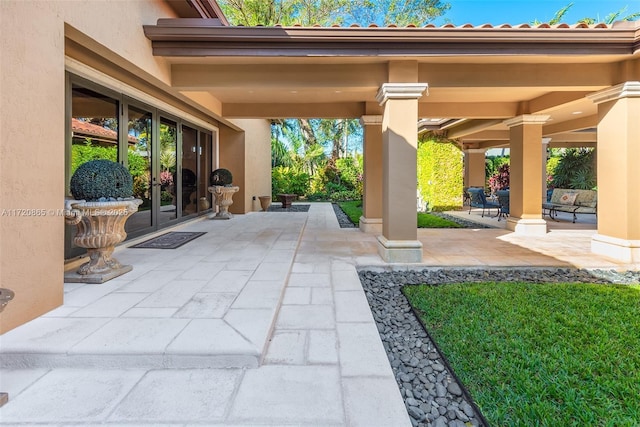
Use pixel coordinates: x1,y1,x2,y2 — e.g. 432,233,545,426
218,0,451,27
532,2,640,25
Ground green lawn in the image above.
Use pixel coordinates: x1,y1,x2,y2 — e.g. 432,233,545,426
337,200,461,228
404,282,640,426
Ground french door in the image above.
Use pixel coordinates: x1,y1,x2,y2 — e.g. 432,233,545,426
66,75,215,259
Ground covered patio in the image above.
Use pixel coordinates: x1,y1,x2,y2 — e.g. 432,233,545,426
143,18,640,264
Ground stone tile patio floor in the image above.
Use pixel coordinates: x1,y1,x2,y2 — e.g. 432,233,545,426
0,203,636,426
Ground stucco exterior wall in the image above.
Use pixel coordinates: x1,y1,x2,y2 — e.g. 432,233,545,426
0,0,187,333
1,1,66,333
219,119,271,214
234,119,272,213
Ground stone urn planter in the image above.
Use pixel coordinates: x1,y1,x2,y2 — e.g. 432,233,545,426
65,199,142,283
208,185,239,219
258,195,271,211
64,159,142,283
208,168,238,220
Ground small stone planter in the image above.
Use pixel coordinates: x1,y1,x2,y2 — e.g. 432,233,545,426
65,199,142,283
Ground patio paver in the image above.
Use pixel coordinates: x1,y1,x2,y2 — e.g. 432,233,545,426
0,203,637,425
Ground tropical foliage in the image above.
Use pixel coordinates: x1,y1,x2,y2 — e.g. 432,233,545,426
548,148,596,190
488,164,510,193
417,137,463,212
532,2,640,25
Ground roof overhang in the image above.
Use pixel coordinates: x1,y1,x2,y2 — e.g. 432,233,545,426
141,19,640,148
144,20,640,57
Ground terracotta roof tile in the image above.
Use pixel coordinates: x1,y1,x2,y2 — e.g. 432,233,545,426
72,118,137,144
265,22,614,29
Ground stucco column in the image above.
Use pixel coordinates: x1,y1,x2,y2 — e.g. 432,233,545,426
359,115,383,233
504,115,550,235
463,148,487,189
375,83,428,262
588,82,640,263
541,138,551,203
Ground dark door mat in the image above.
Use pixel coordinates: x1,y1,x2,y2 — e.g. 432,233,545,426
130,232,206,249
267,204,310,212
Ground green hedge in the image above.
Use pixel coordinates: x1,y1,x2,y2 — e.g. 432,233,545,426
417,138,463,212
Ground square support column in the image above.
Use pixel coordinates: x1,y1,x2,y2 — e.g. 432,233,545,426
588,82,640,263
463,148,487,189
504,115,550,235
359,115,383,233
376,83,428,262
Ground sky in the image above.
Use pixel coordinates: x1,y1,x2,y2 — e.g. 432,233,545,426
432,0,640,26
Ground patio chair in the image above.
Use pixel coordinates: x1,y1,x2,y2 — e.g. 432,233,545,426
467,187,501,218
496,189,510,221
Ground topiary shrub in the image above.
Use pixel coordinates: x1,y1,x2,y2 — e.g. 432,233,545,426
70,159,133,201
210,168,233,186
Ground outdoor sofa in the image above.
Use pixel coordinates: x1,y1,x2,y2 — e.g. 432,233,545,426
543,188,597,223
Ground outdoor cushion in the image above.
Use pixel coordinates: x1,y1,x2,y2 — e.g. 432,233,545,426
558,192,578,205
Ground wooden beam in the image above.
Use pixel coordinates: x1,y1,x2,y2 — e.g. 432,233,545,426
446,119,504,139
172,64,386,90
528,91,592,113
419,102,517,118
458,130,509,141
543,115,597,135
223,102,365,118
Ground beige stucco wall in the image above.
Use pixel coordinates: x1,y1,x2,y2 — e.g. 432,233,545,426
219,119,271,214
1,1,66,333
237,119,272,213
596,97,640,240
464,149,487,189
0,0,203,333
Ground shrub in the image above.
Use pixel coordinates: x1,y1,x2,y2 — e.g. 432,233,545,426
485,155,509,179
70,159,133,201
550,148,596,190
488,164,510,193
271,166,310,197
417,138,464,212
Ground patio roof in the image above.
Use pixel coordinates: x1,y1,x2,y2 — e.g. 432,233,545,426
143,19,640,150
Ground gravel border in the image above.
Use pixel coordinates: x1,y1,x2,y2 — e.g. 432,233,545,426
358,267,640,427
267,203,310,212
332,203,357,228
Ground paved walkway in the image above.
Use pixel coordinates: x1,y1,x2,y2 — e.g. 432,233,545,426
0,203,636,425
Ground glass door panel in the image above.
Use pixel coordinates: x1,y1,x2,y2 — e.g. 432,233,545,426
66,85,120,259
126,105,153,234
158,117,177,225
70,85,120,172
181,125,198,216
198,131,213,211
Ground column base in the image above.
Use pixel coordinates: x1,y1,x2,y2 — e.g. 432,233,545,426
506,218,547,235
359,216,382,233
376,236,423,263
591,234,640,263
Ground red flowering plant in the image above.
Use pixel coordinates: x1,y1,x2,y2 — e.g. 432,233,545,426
488,164,510,194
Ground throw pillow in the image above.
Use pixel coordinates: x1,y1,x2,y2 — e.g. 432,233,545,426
558,192,578,205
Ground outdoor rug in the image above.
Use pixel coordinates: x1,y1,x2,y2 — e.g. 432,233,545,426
267,204,310,212
130,232,206,249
